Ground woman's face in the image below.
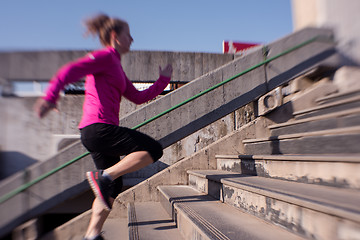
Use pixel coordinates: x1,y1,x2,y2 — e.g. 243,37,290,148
114,24,133,54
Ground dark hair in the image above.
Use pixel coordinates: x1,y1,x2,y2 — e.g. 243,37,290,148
84,13,128,46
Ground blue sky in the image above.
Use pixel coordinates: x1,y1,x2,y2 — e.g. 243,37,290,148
0,0,293,53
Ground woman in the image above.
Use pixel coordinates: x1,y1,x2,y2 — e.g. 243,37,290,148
34,14,173,240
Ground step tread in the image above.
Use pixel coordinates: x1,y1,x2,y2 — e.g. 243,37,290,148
128,202,183,240
293,95,360,116
102,218,129,240
243,125,360,143
268,107,360,130
215,154,360,163
158,185,305,240
187,170,360,222
316,89,360,104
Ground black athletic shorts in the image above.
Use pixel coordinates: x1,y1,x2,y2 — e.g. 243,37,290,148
80,123,163,198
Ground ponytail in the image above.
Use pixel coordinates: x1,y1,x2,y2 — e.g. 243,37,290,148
84,13,128,46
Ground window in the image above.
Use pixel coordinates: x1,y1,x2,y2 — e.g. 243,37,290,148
134,82,170,91
12,81,50,97
10,80,174,97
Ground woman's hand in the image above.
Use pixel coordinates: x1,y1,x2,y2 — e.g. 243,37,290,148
159,64,173,78
34,98,57,118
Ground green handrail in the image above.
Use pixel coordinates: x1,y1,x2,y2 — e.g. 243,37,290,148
0,35,333,205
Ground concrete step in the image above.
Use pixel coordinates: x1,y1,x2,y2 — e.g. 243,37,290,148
101,218,129,240
158,185,305,240
187,170,360,240
316,89,360,105
269,107,360,136
127,202,183,240
293,95,360,120
216,154,360,190
74,216,129,240
243,126,360,155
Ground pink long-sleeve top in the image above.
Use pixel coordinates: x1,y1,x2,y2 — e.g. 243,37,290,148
44,47,171,129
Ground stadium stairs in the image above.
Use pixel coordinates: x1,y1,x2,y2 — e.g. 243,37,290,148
107,67,360,240
101,62,360,240
3,27,358,239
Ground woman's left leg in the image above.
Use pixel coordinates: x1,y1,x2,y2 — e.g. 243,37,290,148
104,150,153,180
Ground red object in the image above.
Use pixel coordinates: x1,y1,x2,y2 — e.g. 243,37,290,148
223,41,259,54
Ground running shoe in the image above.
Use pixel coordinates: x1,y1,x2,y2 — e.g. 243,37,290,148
86,170,112,211
83,234,104,240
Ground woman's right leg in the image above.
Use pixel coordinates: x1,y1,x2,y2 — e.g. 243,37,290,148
84,197,114,239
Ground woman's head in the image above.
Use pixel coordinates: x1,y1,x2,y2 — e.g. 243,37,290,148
85,13,133,53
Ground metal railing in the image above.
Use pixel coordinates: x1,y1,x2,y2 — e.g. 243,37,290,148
0,35,334,205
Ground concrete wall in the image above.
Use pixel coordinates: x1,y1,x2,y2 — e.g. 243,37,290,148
0,50,234,82
0,95,142,178
292,0,360,65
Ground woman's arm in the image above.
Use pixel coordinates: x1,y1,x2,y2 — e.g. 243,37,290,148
123,64,173,104
34,50,111,118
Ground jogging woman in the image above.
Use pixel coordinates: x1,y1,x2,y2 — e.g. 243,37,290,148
34,14,173,240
